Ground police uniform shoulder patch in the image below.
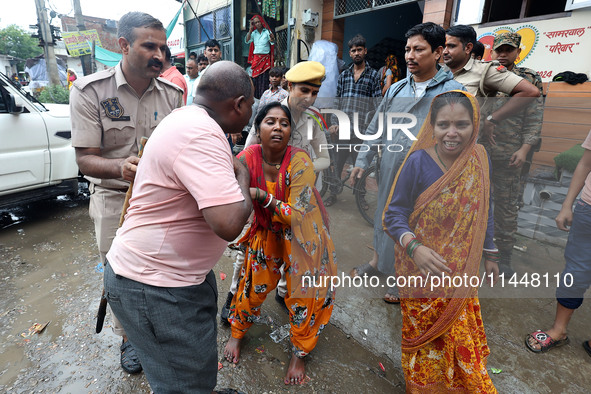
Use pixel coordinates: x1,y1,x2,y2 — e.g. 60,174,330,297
73,68,116,90
481,59,506,72
100,97,126,119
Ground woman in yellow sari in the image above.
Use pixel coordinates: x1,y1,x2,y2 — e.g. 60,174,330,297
224,102,336,385
384,91,499,393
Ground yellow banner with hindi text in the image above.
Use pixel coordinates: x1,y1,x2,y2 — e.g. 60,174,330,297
62,30,102,57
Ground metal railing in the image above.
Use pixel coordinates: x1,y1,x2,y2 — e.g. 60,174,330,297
275,27,288,67
334,0,417,18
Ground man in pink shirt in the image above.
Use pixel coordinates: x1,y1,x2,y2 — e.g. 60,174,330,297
105,61,254,392
526,129,591,357
160,46,188,104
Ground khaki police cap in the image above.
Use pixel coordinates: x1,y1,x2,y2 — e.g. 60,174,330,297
493,32,521,50
285,61,325,87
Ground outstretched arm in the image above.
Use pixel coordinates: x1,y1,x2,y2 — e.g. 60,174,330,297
556,147,591,231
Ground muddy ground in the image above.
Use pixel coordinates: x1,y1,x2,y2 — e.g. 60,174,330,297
0,192,402,393
1,188,590,393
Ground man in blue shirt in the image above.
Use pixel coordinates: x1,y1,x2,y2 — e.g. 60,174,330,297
348,23,466,303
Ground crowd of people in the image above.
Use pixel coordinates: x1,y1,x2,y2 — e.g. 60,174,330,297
67,9,591,394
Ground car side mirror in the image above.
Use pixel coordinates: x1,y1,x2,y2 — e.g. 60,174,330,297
9,94,26,113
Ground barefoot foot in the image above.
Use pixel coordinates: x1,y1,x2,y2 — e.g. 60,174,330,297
284,354,306,385
223,336,241,364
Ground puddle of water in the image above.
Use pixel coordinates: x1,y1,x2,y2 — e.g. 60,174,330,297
0,199,97,388
214,268,404,393
2,194,405,393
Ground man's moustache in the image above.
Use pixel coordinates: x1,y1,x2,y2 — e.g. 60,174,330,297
148,60,163,68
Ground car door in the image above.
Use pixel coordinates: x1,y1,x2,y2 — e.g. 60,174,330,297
0,78,50,194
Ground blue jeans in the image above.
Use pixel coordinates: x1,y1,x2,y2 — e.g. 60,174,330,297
556,200,591,309
104,262,218,393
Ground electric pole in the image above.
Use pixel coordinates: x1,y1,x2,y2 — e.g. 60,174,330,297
33,0,61,86
72,0,93,76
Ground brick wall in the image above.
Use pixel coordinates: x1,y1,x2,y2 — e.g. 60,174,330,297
321,0,345,58
535,82,591,169
60,16,120,53
422,0,454,28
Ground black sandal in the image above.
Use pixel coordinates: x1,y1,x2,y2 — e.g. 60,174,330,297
220,291,234,325
583,340,591,358
120,339,142,374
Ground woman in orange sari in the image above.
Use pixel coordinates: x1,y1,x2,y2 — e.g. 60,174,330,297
224,102,336,385
384,91,499,392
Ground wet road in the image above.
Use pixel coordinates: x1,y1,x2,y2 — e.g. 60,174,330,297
2,189,591,393
0,192,403,393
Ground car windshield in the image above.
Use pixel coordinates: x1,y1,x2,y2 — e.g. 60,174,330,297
2,73,47,112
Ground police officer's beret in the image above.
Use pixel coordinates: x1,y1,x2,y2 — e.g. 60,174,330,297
285,61,325,87
493,32,521,50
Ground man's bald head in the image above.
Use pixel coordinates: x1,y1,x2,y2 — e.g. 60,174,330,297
186,59,199,79
195,61,254,135
197,61,253,102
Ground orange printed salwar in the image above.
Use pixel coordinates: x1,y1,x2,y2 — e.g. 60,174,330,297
229,147,336,357
384,91,497,393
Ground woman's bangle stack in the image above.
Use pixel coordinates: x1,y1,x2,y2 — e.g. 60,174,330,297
254,188,274,208
483,250,500,263
405,237,423,259
262,193,273,208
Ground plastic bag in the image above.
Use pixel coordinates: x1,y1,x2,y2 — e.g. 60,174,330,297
308,40,339,107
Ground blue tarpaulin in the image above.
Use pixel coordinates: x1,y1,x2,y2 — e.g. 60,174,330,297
94,45,123,67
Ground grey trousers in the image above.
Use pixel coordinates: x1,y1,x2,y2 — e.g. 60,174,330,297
104,262,218,393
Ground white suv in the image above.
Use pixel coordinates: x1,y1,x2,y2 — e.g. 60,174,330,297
0,72,79,208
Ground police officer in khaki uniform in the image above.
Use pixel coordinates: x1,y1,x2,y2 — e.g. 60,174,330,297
485,32,544,274
443,25,540,147
70,12,183,374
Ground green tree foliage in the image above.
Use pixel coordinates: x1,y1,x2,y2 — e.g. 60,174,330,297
38,84,69,104
0,25,43,69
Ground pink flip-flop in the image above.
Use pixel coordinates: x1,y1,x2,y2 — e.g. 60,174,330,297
525,330,569,353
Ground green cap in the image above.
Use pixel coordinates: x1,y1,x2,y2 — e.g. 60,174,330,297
493,32,521,50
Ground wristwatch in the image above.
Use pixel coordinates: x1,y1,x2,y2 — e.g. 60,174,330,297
486,114,498,125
